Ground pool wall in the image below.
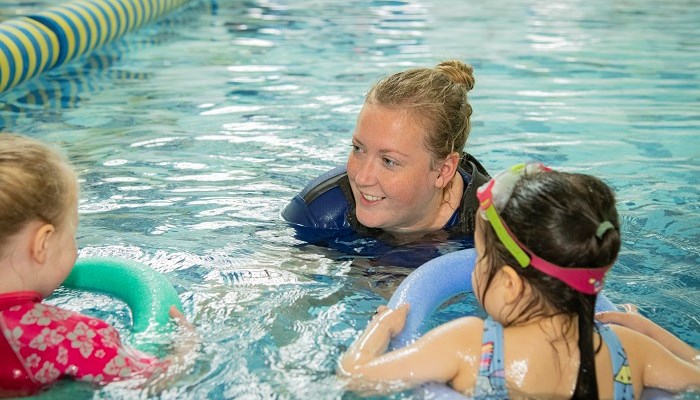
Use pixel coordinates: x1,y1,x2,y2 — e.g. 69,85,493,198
0,0,195,94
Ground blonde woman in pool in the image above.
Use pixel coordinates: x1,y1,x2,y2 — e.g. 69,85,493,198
340,164,700,399
281,60,491,266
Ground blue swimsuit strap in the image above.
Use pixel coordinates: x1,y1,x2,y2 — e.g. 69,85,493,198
475,319,634,400
596,322,634,400
475,317,508,398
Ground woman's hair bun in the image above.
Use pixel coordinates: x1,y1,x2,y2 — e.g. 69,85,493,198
436,60,475,91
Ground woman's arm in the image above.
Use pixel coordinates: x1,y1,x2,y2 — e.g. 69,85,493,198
338,304,482,395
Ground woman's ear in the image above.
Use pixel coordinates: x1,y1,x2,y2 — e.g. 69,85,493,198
435,152,460,188
500,265,524,304
31,223,55,265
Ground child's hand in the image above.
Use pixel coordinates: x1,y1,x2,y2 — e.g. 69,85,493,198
144,306,200,394
595,307,651,335
168,306,200,357
169,306,195,333
371,304,409,337
340,303,412,377
162,306,200,376
619,303,638,314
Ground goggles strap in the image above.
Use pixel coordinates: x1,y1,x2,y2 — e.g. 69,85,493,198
483,204,530,268
477,163,609,295
484,202,610,294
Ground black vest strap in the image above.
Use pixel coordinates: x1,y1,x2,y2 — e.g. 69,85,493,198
458,153,491,235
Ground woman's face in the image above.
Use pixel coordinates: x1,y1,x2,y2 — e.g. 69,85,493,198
346,102,443,233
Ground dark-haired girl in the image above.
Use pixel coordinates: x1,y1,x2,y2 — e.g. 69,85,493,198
340,163,699,398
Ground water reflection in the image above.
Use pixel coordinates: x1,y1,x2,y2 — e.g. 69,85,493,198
2,0,699,398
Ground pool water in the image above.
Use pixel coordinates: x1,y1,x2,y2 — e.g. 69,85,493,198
1,0,698,398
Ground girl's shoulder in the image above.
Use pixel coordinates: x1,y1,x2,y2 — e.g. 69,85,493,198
422,316,485,353
439,315,485,335
425,316,486,365
424,316,485,393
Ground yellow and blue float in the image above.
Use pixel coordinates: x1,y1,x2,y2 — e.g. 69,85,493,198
0,0,193,94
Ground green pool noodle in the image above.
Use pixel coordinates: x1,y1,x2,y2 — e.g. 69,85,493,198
61,257,182,335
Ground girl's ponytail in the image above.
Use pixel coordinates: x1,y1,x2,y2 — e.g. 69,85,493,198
572,294,599,399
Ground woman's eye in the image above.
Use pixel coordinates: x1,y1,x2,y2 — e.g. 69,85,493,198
382,157,397,167
351,144,361,153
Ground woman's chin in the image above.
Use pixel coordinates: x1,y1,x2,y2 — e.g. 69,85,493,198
356,214,386,230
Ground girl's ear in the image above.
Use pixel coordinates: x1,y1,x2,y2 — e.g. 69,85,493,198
31,224,55,265
435,152,460,188
500,265,524,304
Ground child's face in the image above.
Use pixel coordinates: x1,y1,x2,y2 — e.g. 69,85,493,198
37,189,79,297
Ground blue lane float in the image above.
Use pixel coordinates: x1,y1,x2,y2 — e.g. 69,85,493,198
61,256,182,350
0,0,194,94
386,248,672,399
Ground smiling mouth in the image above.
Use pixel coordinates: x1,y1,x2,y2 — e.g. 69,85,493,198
361,193,385,202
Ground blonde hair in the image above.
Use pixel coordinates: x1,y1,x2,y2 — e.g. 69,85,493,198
0,134,77,255
366,60,475,164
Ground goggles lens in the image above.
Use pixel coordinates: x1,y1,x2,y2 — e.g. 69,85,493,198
476,163,609,295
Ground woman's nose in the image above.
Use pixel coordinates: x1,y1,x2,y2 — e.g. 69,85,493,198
353,158,377,186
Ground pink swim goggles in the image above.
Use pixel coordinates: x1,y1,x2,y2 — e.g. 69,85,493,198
476,163,610,295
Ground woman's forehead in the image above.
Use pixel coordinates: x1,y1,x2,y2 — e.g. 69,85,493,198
355,104,430,156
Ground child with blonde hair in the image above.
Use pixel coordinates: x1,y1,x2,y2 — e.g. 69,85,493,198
0,134,196,397
340,163,699,399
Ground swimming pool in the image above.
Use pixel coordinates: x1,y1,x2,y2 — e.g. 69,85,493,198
1,0,698,398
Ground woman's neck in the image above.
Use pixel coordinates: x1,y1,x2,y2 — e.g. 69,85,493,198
437,171,464,223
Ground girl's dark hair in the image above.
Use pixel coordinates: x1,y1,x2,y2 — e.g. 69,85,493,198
476,170,620,399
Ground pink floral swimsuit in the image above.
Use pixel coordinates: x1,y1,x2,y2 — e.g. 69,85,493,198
0,291,164,397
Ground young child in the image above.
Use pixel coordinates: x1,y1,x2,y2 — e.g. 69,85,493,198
0,134,197,397
340,163,700,398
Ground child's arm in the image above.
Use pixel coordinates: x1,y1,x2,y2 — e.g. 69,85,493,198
338,304,482,395
612,325,700,393
143,306,200,393
596,310,699,365
4,302,200,391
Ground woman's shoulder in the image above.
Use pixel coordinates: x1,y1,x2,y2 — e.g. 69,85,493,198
295,165,349,204
281,165,353,233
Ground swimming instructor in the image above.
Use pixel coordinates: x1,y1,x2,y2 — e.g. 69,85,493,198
281,60,490,264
